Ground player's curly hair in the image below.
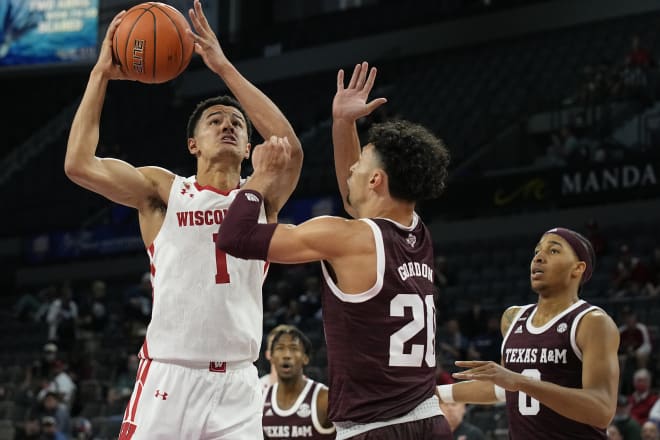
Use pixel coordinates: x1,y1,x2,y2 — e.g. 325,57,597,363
186,95,253,141
368,120,450,202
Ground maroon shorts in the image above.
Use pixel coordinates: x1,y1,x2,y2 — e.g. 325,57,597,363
349,416,452,440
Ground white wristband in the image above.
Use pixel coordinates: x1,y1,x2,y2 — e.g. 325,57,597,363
437,384,454,403
494,384,506,402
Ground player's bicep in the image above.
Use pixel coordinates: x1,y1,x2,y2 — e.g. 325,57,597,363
72,158,169,209
579,312,620,409
267,216,359,264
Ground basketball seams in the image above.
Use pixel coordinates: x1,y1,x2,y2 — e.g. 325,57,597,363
121,8,150,79
151,3,188,74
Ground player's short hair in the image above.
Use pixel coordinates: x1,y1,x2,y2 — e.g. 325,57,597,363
367,120,450,203
266,324,295,346
270,326,312,358
186,95,253,141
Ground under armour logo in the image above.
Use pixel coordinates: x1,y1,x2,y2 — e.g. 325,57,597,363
265,409,273,416
245,193,260,202
154,390,168,400
557,323,568,333
514,326,523,334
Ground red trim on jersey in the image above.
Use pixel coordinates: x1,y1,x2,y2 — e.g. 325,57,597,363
118,421,137,440
129,359,152,423
139,341,150,360
194,181,239,195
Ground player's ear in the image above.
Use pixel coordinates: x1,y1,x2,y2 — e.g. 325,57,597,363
244,142,252,160
302,354,310,367
187,137,198,156
369,169,385,189
265,350,271,362
573,261,586,280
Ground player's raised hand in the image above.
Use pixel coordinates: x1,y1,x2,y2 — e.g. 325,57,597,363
188,0,228,72
453,361,523,392
93,10,132,80
333,61,387,122
251,136,293,177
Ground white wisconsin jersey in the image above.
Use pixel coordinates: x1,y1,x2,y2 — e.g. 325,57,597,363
141,175,268,363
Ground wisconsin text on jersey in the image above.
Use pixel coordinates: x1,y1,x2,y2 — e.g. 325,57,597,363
396,261,433,282
504,348,568,364
176,209,228,227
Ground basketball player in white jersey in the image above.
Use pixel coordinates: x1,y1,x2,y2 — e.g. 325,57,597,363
64,1,302,438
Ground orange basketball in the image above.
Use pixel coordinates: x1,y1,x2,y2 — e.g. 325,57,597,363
113,2,194,84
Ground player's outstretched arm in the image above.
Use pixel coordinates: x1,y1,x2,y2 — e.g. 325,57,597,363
65,10,173,210
332,61,387,218
453,310,619,429
188,0,302,218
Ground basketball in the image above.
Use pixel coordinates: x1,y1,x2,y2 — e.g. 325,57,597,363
112,2,194,84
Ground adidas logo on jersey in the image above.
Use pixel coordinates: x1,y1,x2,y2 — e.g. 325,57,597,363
245,193,260,202
514,325,523,334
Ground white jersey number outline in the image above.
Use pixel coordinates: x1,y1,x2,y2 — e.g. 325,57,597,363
389,294,436,367
518,368,541,415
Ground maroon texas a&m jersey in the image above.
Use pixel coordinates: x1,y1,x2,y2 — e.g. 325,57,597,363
263,379,336,439
502,300,607,439
320,215,437,423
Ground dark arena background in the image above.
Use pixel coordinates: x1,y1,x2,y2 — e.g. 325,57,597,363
1,0,659,438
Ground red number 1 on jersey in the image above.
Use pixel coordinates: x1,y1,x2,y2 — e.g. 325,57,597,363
212,233,231,284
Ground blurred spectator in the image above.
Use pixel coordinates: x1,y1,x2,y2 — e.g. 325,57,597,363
46,283,78,352
37,360,77,410
107,354,139,405
607,423,625,440
623,34,653,99
14,414,41,440
439,402,487,440
29,391,71,436
642,421,660,440
434,255,453,289
612,244,651,296
650,397,660,427
33,343,60,380
263,293,287,334
13,287,44,323
77,280,109,337
619,308,652,371
39,415,67,440
437,318,469,372
123,272,152,337
467,315,502,363
71,417,93,440
297,275,322,323
643,247,660,297
284,299,303,327
629,368,659,425
613,394,642,440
